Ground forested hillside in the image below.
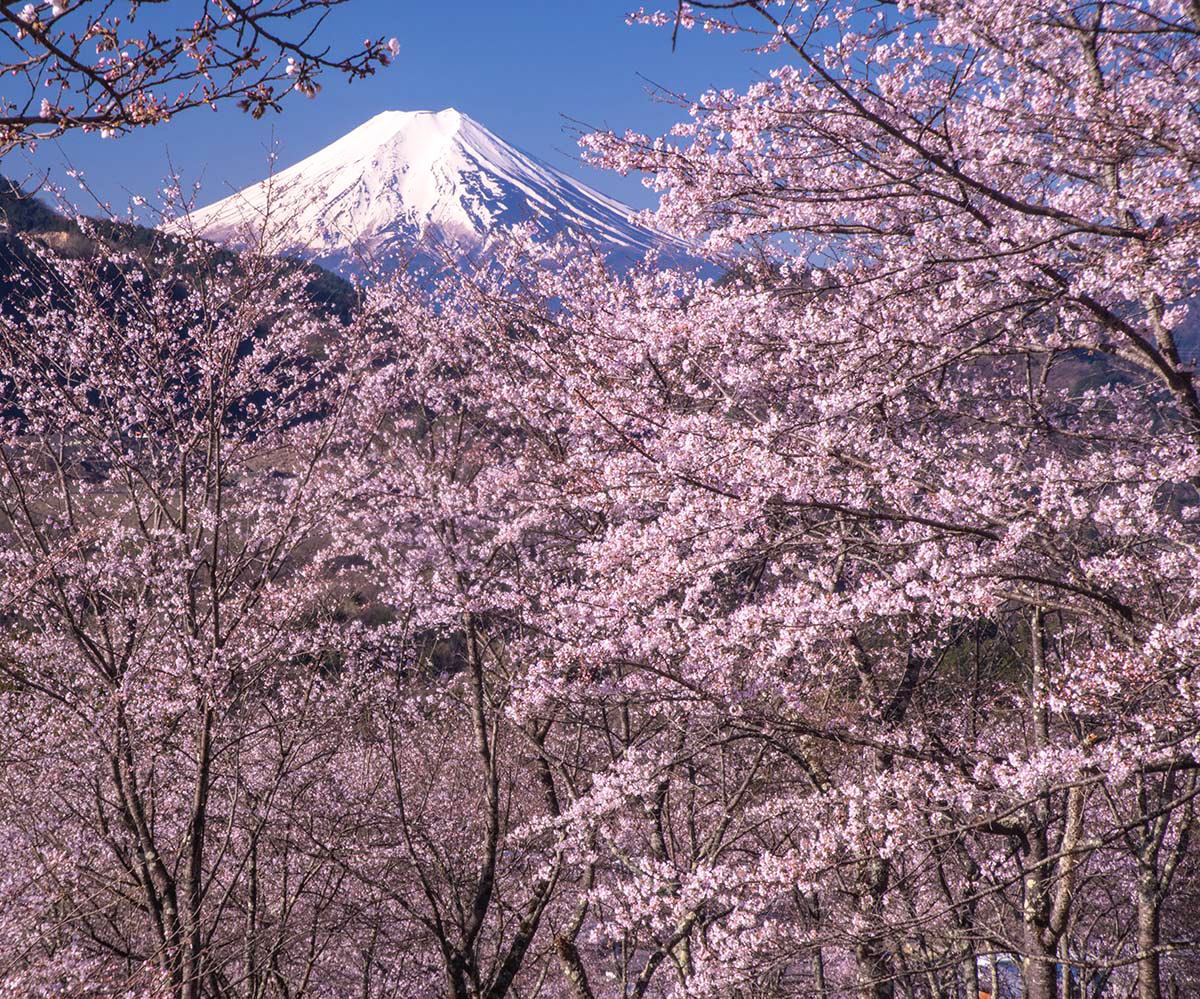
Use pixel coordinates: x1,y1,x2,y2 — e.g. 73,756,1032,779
0,178,358,316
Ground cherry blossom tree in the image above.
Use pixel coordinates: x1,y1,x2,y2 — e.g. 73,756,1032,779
0,225,376,997
308,1,1200,994
548,2,1200,996
0,0,399,152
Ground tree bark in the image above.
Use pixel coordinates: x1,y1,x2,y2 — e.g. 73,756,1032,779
1136,871,1162,999
1022,936,1057,999
963,949,979,999
554,936,595,999
857,910,897,999
183,707,214,999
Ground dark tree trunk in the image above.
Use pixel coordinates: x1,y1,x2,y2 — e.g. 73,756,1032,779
1136,874,1162,999
857,939,896,999
963,950,979,999
554,935,595,999
1022,938,1057,999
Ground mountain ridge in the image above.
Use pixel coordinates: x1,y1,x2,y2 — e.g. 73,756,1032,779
0,177,359,318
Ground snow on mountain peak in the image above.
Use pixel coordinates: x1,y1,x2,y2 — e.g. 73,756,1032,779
182,108,673,273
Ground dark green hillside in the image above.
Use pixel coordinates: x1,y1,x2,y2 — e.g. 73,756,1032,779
0,178,360,319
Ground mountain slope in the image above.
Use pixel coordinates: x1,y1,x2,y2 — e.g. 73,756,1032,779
184,108,675,273
1,178,358,319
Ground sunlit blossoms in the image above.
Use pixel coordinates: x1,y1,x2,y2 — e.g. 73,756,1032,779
0,1,396,152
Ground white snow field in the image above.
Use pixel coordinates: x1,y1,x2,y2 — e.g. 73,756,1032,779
183,108,677,273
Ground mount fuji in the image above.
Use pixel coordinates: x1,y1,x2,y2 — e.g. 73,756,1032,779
183,108,678,274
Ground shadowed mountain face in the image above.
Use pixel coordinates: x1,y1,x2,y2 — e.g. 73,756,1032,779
0,179,359,320
182,108,683,275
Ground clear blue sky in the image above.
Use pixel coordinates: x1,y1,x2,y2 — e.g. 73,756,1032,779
6,2,774,217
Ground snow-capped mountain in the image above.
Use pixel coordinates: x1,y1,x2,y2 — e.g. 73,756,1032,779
184,108,674,273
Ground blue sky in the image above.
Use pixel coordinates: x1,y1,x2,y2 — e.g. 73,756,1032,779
7,2,774,217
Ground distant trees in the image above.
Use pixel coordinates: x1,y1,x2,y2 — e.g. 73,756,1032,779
2,1,1200,998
